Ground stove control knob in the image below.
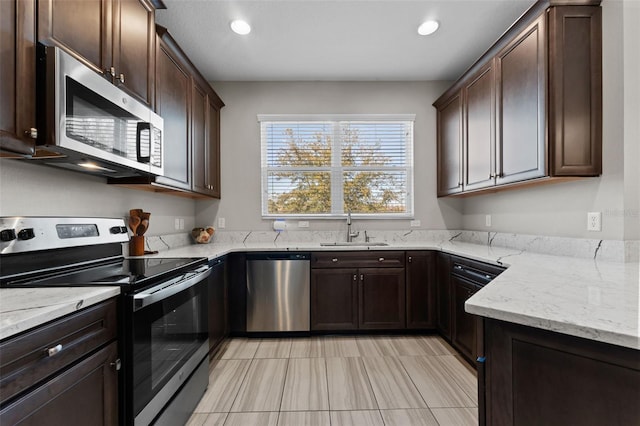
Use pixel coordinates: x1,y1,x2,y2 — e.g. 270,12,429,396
0,229,17,242
17,228,35,240
110,226,128,234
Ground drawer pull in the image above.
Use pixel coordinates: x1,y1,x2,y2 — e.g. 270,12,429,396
378,257,385,262
111,359,122,371
360,274,364,281
46,344,62,357
353,274,357,281
408,256,412,263
332,258,338,262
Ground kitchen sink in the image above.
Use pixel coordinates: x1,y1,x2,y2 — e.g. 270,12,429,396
320,242,389,246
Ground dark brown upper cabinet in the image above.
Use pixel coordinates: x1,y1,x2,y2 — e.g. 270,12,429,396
1,0,37,156
154,28,192,191
108,26,224,199
435,92,463,196
434,0,602,197
192,73,224,198
37,0,156,105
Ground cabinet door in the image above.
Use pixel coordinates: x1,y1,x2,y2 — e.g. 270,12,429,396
112,0,155,105
436,253,452,340
191,81,208,195
0,342,118,425
359,267,406,329
205,94,223,198
548,6,602,176
0,0,36,155
208,260,227,357
436,93,463,196
496,14,546,185
192,82,223,198
451,276,478,362
37,0,111,75
311,268,358,330
464,61,496,191
405,251,435,329
154,33,191,190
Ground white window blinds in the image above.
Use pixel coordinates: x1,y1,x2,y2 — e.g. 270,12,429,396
259,114,414,218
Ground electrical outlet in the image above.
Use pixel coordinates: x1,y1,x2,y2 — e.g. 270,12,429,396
587,212,601,231
174,218,180,230
410,220,421,227
179,218,184,230
217,217,226,229
298,221,309,228
485,215,492,227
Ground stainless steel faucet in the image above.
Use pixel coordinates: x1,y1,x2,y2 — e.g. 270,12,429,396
346,212,359,242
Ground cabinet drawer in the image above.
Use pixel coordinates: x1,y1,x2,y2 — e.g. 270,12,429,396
312,251,405,269
0,298,117,405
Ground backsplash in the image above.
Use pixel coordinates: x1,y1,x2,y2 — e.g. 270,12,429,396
143,229,639,263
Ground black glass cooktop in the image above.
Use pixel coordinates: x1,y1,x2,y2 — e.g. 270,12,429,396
2,257,206,291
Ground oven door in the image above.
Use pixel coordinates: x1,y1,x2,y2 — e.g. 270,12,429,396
130,266,211,425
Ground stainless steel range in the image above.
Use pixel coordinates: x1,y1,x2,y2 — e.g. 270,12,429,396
0,217,211,426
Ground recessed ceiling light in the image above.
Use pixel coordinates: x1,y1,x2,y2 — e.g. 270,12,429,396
418,20,439,36
230,20,251,35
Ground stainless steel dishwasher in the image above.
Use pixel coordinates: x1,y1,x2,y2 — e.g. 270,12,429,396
246,252,310,332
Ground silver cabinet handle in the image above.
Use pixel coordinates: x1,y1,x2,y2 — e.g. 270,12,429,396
110,66,116,77
25,128,38,139
110,359,122,370
332,258,338,262
360,274,364,281
353,274,357,281
119,73,125,84
408,256,412,263
47,344,62,357
378,257,385,262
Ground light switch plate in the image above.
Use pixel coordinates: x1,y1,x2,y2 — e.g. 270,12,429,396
485,215,492,227
587,212,601,231
217,217,226,229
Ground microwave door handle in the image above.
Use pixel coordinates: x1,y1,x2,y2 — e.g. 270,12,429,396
136,122,151,163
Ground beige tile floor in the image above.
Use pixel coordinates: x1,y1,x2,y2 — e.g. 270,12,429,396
188,335,478,426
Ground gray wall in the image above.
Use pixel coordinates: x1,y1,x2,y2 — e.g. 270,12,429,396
461,0,638,241
0,160,196,235
196,81,463,232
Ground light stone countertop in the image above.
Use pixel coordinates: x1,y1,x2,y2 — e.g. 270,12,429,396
1,238,637,350
151,239,640,350
0,287,120,341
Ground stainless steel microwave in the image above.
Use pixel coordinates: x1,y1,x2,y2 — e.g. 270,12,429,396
35,45,163,177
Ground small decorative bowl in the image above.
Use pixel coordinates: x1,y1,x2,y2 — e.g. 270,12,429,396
191,226,215,244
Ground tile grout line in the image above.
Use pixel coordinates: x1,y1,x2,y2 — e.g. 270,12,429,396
396,353,443,425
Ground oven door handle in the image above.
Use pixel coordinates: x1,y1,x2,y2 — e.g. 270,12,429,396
133,266,211,311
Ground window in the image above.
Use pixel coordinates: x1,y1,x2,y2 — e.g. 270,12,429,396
259,114,414,218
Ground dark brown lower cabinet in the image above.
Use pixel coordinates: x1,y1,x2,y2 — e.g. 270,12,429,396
451,275,479,362
483,319,640,426
311,268,358,330
208,257,227,357
405,251,436,329
0,341,118,425
436,253,452,339
359,267,405,329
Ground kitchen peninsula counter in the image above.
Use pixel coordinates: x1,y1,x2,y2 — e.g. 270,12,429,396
154,239,639,351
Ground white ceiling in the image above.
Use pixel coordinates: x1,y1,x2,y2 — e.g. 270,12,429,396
155,0,537,82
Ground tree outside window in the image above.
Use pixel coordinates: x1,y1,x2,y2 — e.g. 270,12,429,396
260,115,414,218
